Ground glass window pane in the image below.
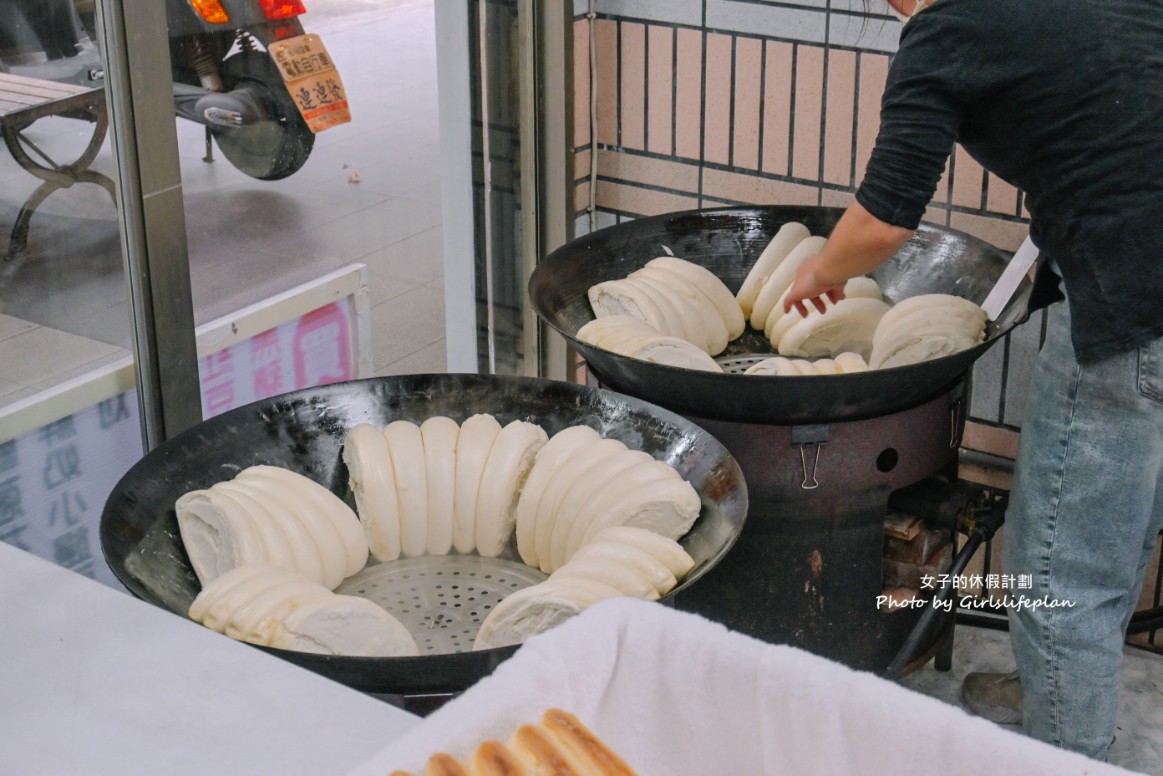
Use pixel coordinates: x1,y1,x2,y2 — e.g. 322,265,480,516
0,0,140,587
175,1,446,393
1,1,456,589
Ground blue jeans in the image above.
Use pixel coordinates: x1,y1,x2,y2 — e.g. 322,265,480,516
1003,297,1163,760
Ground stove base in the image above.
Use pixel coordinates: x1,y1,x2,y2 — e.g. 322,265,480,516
670,385,965,674
672,496,954,673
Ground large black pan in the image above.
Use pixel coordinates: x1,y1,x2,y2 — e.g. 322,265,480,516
99,373,747,694
529,206,1033,424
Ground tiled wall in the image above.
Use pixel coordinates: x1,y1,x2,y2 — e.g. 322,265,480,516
571,0,1041,440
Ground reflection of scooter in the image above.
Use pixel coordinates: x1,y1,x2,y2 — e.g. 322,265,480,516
165,0,335,180
2,0,344,181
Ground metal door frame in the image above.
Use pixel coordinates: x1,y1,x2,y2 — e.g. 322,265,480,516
96,0,201,449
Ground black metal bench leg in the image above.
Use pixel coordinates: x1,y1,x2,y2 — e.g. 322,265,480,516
2,112,116,260
6,179,65,259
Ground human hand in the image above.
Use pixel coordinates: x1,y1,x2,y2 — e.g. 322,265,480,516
782,259,847,317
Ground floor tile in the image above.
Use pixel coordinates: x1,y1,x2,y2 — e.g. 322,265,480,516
0,385,37,404
182,177,391,255
0,314,37,342
0,327,122,386
26,350,132,392
370,280,445,367
363,225,444,287
263,194,443,267
386,139,442,170
365,274,423,309
338,159,446,200
68,302,133,349
401,180,443,205
0,376,25,398
375,338,447,376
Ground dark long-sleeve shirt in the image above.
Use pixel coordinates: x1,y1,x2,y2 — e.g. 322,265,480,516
856,0,1163,362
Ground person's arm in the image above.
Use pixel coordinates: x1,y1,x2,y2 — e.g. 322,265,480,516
781,2,960,317
782,201,914,316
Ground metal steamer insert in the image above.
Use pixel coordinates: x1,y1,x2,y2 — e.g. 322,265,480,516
715,355,772,374
335,556,547,655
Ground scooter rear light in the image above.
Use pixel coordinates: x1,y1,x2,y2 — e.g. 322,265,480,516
189,0,230,24
259,0,307,20
270,22,305,41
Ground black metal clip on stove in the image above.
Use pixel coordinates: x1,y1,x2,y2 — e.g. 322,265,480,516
881,478,1009,680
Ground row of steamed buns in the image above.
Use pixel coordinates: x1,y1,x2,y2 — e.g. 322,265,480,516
175,415,701,655
583,221,987,373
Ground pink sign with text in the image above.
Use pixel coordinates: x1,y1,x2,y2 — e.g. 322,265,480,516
198,298,355,419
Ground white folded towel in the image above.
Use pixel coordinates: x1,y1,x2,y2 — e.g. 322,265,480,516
349,598,1136,776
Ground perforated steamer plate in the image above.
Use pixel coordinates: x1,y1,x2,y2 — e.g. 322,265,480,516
334,555,548,655
716,354,773,374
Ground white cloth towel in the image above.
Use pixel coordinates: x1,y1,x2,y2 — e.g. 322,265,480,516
349,598,1137,775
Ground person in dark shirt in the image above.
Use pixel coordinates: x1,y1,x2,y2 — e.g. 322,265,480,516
783,0,1163,762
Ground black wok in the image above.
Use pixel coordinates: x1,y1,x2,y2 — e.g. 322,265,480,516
529,206,1032,424
99,373,748,694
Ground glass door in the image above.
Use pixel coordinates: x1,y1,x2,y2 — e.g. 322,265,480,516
0,0,141,585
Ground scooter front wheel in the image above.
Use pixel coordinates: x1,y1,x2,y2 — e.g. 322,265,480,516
212,49,314,181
